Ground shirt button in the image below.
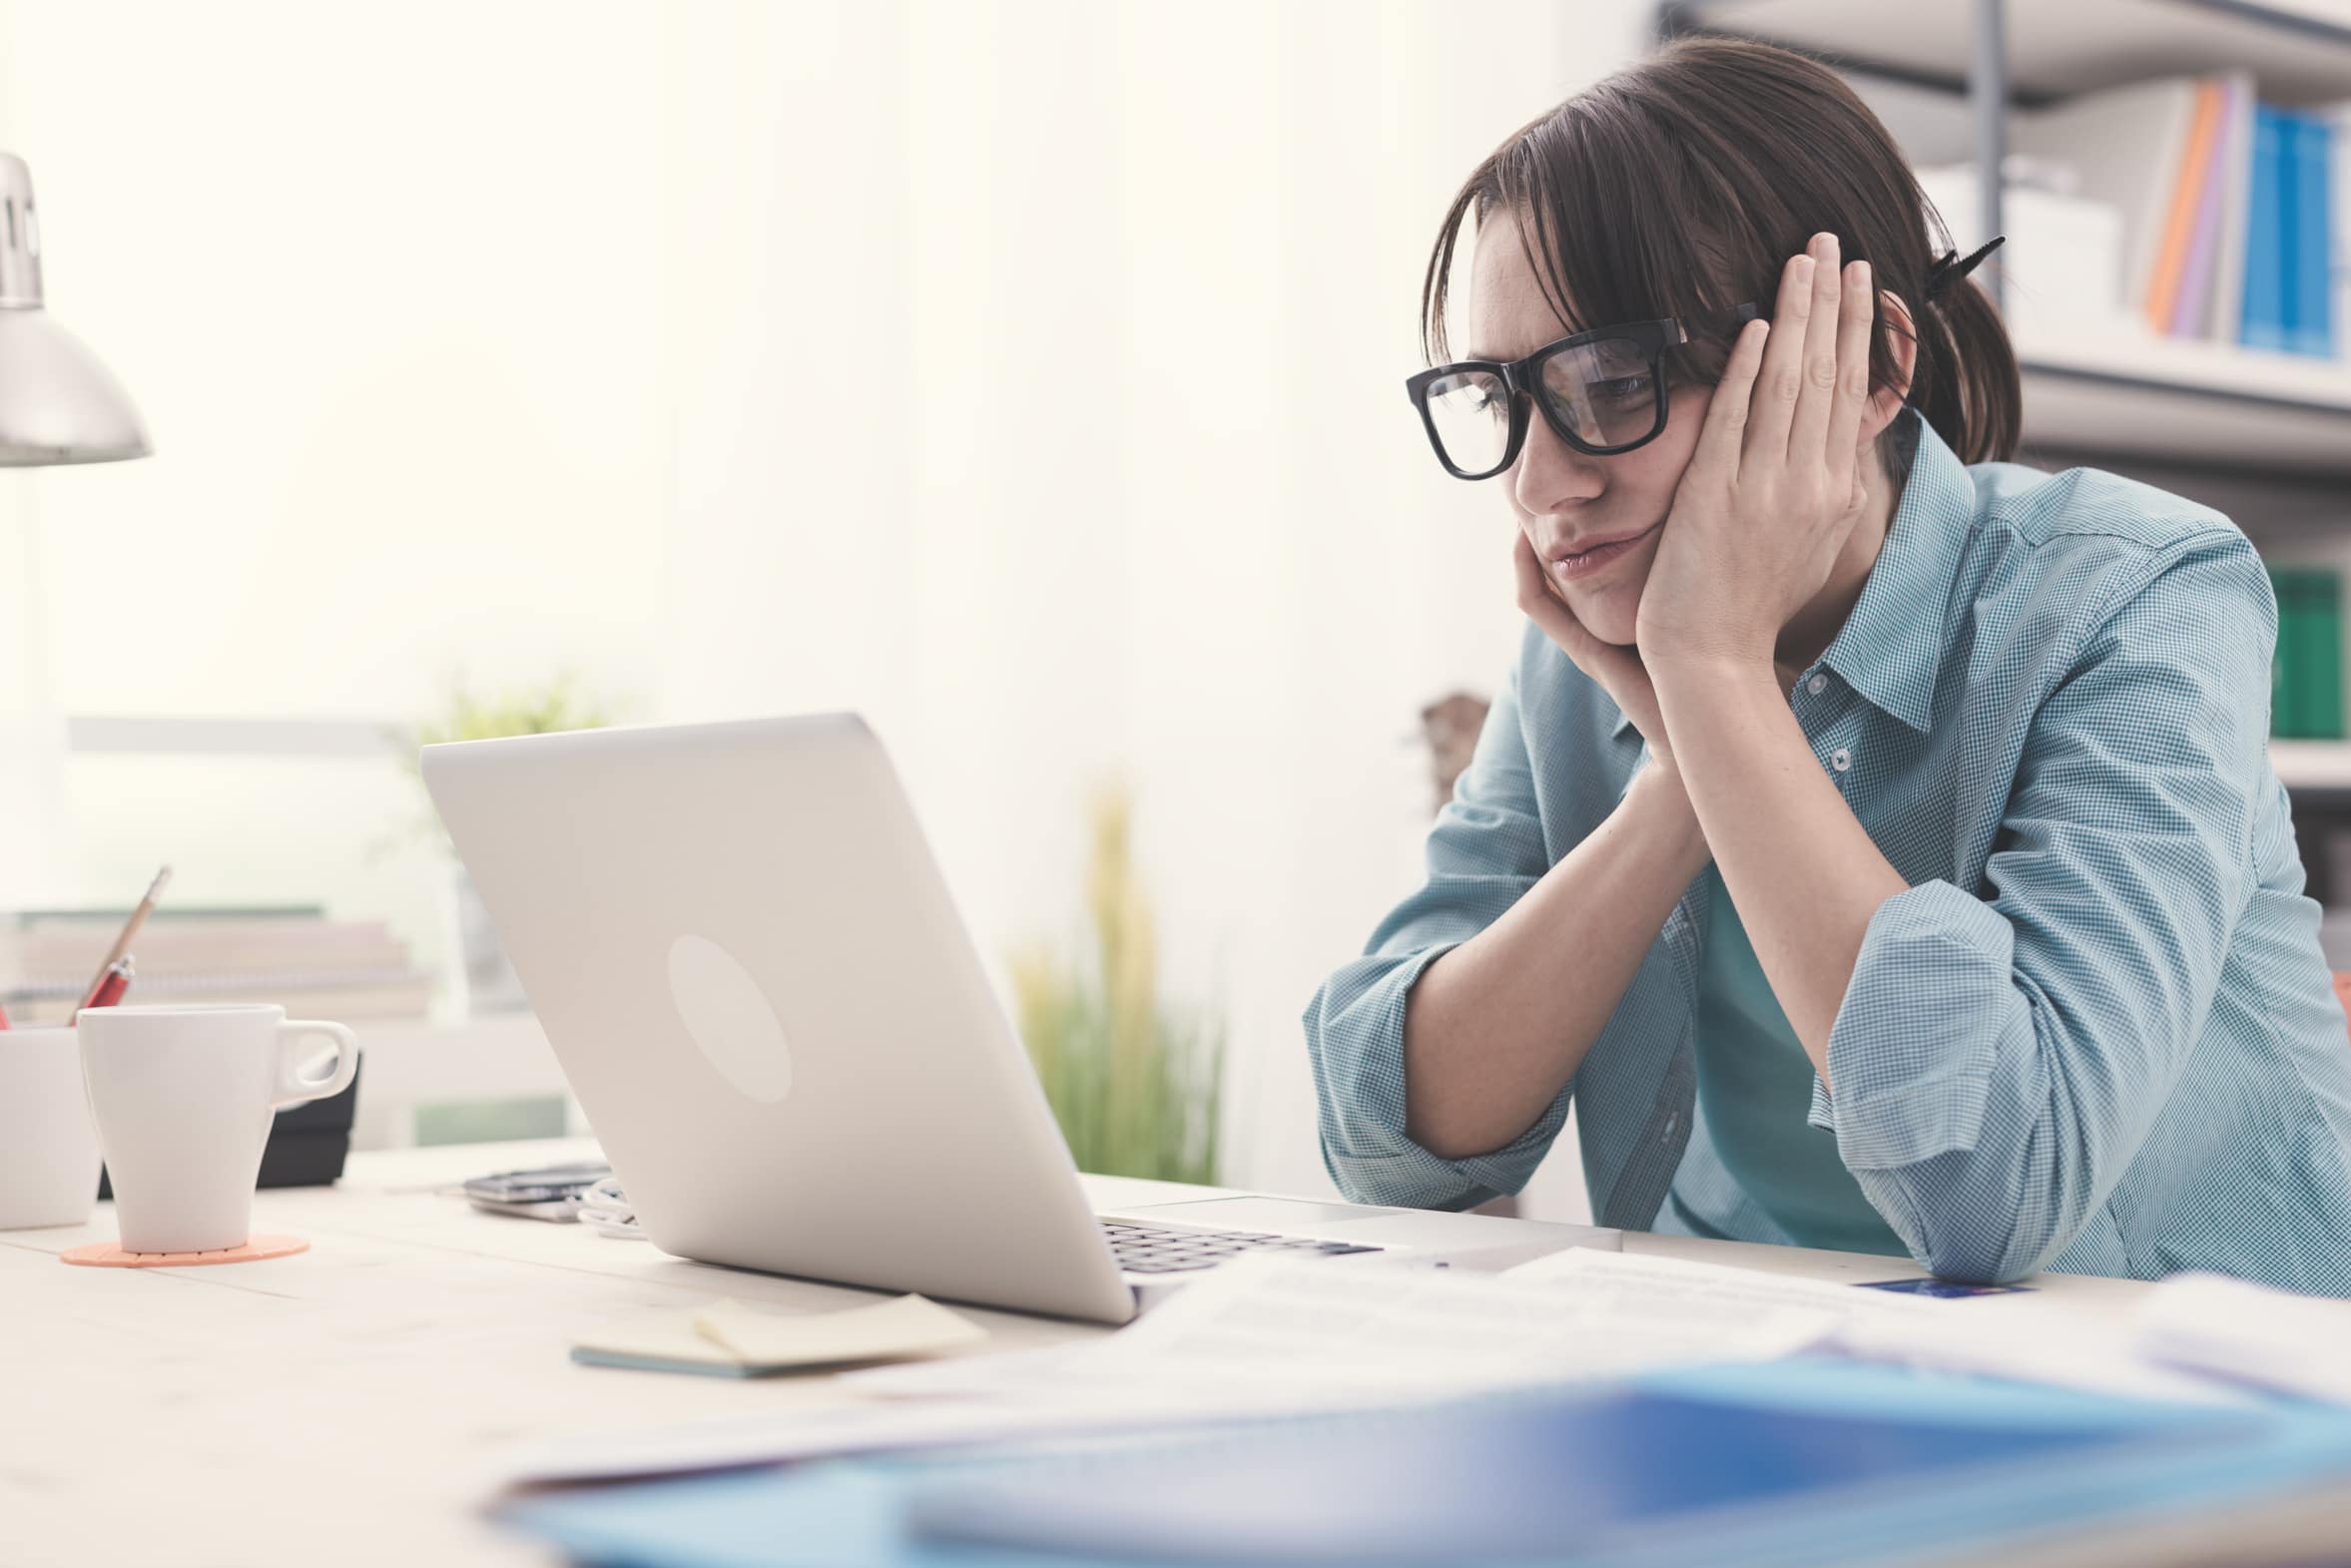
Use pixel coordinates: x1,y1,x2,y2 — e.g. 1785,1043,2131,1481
1807,674,1828,696
1831,748,1852,773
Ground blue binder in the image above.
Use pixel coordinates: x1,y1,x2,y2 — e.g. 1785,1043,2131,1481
499,1360,2351,1568
2242,105,2289,351
2289,113,2336,357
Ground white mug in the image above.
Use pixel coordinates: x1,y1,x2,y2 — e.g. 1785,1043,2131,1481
79,1004,360,1255
0,1025,103,1230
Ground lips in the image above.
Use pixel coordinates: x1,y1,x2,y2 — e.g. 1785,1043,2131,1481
1551,524,1664,561
1548,520,1661,582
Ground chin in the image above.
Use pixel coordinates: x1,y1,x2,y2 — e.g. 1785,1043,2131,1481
1562,588,1641,650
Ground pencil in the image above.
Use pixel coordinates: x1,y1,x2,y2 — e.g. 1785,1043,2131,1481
76,865,171,1013
81,958,133,1015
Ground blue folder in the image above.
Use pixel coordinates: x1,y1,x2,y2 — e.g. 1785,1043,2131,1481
2243,105,2288,351
498,1360,2351,1568
2289,113,2335,357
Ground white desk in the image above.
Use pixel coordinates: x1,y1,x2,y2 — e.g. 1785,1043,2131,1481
0,1137,2307,1568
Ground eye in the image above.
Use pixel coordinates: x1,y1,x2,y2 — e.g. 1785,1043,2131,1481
1588,373,1654,404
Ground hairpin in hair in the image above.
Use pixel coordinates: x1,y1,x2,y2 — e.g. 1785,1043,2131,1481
1925,236,2006,298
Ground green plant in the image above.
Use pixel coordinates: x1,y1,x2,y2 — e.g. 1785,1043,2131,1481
382,674,616,857
1009,784,1223,1184
407,673,614,756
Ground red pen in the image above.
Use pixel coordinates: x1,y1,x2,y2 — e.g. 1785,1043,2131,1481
76,865,170,1013
80,958,132,1016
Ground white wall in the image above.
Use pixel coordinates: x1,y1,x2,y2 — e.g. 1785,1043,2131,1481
0,0,1649,1205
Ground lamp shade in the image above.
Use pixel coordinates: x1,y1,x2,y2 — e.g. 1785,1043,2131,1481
0,152,149,466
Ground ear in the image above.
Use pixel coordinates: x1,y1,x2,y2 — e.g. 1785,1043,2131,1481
1862,287,1920,443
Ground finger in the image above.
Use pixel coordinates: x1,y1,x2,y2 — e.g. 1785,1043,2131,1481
1822,258,1876,478
1746,249,1817,462
1786,233,1843,461
1692,315,1769,476
1512,532,1609,668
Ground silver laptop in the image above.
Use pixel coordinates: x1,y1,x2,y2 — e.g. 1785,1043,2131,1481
422,713,1613,1323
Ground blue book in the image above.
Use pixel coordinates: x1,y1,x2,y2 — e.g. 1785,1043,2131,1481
2291,113,2336,356
2243,105,2289,350
497,1363,2351,1568
911,1364,2351,1568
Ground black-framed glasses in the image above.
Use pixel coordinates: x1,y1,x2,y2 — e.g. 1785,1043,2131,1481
1405,303,1763,480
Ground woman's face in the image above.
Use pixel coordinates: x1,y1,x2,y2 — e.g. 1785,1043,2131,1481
1466,210,1711,648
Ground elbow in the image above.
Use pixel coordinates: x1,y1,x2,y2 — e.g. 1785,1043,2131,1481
1894,1162,2081,1288
1910,1234,2049,1289
1403,1102,1499,1165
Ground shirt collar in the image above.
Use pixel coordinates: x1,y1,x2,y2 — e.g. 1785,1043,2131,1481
1818,413,1974,734
1604,413,1973,741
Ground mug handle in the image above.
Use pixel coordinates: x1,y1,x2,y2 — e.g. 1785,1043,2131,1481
272,1020,361,1109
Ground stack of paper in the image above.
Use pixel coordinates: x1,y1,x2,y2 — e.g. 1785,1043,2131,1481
852,1251,1853,1410
571,1295,985,1378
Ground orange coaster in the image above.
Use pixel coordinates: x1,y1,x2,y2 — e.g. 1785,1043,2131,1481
62,1234,309,1268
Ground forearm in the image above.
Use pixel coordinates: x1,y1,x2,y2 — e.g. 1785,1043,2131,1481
1403,763,1711,1160
1654,660,1905,1082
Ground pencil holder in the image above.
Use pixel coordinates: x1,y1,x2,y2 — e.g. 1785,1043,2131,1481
0,1025,103,1229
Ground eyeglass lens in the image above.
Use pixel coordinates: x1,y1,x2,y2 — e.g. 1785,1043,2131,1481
1423,337,1660,474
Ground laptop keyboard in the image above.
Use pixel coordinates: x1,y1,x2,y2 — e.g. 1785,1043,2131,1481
1099,1218,1385,1275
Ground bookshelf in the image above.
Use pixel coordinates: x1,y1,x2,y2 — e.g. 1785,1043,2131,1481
2021,329,2351,476
1665,0,2351,476
2273,739,2351,792
1666,0,2351,103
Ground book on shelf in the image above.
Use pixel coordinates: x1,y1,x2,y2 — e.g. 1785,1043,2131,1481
2271,566,2347,742
2008,73,2342,362
0,906,434,1023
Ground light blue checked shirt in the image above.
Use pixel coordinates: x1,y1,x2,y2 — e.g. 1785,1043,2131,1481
1306,412,2351,1292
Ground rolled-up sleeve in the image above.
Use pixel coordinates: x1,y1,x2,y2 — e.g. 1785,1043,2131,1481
1303,660,1571,1211
1806,535,2270,1283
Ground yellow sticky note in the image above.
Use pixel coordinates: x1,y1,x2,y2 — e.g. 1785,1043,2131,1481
693,1295,987,1369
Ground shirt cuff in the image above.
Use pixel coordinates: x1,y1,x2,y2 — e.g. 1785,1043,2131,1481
1312,942,1570,1211
1808,879,2014,1171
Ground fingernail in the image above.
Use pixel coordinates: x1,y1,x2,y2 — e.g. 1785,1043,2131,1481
1813,232,1838,259
1849,260,1869,286
1794,256,1816,286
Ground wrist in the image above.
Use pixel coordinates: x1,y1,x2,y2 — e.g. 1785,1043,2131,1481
1625,758,1709,873
1643,646,1777,691
1648,653,1784,732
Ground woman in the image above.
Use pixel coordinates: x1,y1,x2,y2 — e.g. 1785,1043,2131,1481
1305,38,2351,1291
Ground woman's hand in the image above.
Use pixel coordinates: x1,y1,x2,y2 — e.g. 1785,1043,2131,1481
1634,233,1876,678
1512,530,1679,774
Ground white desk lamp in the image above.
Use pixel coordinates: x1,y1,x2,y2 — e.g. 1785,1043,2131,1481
0,153,148,464
0,151,150,905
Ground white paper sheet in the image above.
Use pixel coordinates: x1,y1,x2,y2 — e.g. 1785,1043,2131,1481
1501,1247,1945,1318
2132,1273,2351,1404
1064,1252,1841,1396
501,1255,1842,1484
1506,1252,2239,1407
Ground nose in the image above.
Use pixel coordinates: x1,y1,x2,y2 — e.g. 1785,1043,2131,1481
1510,403,1605,524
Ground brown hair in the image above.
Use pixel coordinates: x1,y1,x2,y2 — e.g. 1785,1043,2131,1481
1421,37,2020,467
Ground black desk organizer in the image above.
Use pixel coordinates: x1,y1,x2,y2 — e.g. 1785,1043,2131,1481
98,1058,363,1197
